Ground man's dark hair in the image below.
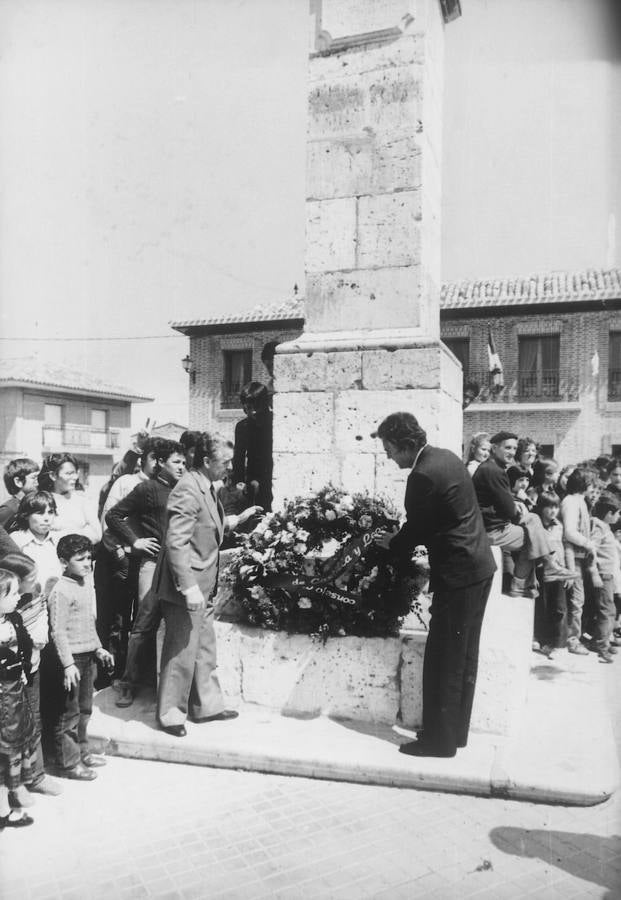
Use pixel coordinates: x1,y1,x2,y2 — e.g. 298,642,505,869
57,533,93,562
15,491,57,531
179,431,202,454
192,433,233,471
592,491,621,520
3,458,39,495
490,431,518,445
374,412,427,450
607,457,621,475
152,439,184,464
565,468,592,495
240,382,270,411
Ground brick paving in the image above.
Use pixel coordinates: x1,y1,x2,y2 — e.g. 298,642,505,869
1,668,619,900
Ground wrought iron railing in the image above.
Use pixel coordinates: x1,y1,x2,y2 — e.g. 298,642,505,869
42,425,120,450
220,381,244,409
463,368,580,404
608,369,621,401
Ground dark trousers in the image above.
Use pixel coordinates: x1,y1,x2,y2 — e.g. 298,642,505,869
41,651,94,770
94,545,138,680
25,669,45,785
422,576,493,755
534,578,567,649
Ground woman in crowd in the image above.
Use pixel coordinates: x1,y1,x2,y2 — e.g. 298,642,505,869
465,432,491,476
39,454,101,545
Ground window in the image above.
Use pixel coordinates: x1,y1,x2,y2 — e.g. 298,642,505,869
44,403,63,427
90,409,107,448
608,332,621,401
518,335,560,399
221,349,252,409
444,337,470,377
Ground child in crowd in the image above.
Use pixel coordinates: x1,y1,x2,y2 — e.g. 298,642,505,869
12,491,63,598
586,493,621,663
0,553,61,796
0,568,36,828
534,494,569,659
560,469,596,655
533,458,559,498
0,458,40,531
43,535,113,781
507,466,535,515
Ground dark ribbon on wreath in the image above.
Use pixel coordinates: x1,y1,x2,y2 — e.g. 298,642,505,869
262,526,395,606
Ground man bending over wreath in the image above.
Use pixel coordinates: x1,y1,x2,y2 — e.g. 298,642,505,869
373,412,496,758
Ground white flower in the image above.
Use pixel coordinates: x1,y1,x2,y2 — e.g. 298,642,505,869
293,542,306,554
262,529,274,542
325,509,336,521
295,529,310,542
298,596,312,609
249,585,267,601
359,514,373,530
280,532,294,546
286,522,297,533
339,495,354,511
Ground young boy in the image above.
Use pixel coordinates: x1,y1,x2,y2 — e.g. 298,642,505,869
587,493,621,663
0,458,40,530
44,535,114,780
534,494,569,659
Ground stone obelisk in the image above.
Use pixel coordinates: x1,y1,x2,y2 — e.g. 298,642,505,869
273,0,462,506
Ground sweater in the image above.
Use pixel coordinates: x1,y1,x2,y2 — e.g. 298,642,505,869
560,494,591,560
105,469,177,547
472,457,519,531
590,518,621,578
47,575,101,668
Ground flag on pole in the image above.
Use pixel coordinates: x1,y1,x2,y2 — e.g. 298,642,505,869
487,330,504,392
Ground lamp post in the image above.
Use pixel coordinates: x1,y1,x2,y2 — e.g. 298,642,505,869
181,354,196,384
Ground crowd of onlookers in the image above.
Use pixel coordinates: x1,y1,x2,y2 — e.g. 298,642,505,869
0,381,274,830
466,431,621,664
1,399,619,829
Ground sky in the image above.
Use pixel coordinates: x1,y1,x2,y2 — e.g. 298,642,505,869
0,0,308,429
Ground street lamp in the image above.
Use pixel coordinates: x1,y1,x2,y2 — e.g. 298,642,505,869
181,354,196,384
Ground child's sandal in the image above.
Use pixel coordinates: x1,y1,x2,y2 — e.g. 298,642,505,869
0,811,34,828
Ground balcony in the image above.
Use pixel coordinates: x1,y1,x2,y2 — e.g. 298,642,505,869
608,369,621,402
464,367,580,405
220,381,244,410
42,425,121,452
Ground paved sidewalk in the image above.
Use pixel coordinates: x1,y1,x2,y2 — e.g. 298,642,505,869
88,648,618,806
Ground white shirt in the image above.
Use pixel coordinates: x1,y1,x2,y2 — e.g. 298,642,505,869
12,529,63,597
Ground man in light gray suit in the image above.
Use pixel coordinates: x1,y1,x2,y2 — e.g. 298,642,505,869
154,432,261,736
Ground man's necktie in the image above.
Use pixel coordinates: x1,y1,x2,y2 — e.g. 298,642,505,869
210,483,224,523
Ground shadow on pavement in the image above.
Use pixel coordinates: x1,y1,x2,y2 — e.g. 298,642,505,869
490,826,621,897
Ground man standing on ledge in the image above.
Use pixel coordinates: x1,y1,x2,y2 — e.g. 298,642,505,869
374,412,496,758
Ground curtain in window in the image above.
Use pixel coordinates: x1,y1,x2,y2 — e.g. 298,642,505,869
518,338,539,396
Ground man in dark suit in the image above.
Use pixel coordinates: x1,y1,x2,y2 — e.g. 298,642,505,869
374,412,496,758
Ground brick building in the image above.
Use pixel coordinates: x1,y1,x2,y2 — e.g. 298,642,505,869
172,268,621,465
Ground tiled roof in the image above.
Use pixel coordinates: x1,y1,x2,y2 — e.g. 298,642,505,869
170,297,305,331
171,268,621,331
0,357,152,402
440,268,621,310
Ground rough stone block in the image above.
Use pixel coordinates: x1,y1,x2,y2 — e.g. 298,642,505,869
306,197,357,272
237,628,402,724
272,453,339,508
440,343,464,401
362,345,445,391
275,351,328,393
272,393,333,453
339,452,376,494
437,391,462,457
305,267,421,332
311,34,424,83
334,390,411,453
307,133,422,201
357,192,421,268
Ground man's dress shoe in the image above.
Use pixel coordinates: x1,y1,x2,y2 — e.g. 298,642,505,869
191,710,239,723
160,723,187,737
399,741,456,758
62,762,98,781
